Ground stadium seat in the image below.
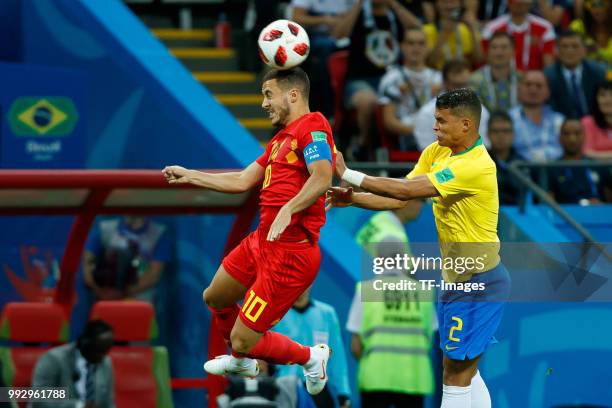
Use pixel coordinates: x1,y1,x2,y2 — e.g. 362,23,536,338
90,301,173,408
0,302,69,390
328,50,353,142
374,105,421,162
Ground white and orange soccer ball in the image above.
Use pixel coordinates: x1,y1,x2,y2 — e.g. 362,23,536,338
257,19,310,70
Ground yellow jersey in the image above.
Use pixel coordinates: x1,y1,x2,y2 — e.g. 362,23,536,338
423,22,475,70
407,138,500,282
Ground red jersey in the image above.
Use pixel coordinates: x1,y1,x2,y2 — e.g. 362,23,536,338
255,112,335,243
482,14,556,70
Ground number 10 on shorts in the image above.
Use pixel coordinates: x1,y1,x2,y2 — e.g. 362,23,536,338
242,290,268,323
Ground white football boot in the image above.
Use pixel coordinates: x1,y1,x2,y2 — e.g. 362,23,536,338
203,355,259,378
302,344,331,395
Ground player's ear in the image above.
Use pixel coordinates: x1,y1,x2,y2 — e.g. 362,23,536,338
289,88,299,103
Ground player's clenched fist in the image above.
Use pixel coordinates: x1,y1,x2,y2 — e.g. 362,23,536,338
162,165,191,184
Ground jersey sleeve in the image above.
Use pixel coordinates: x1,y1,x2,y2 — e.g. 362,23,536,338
256,141,272,167
424,154,492,198
297,118,333,166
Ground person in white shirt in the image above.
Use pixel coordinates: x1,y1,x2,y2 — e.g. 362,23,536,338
378,27,442,150
413,59,490,151
509,70,565,162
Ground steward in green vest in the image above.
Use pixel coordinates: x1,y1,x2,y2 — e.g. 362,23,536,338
348,205,435,404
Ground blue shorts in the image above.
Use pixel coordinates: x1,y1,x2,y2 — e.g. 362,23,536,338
437,263,511,360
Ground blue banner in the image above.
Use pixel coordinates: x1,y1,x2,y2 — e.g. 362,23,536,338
0,62,86,168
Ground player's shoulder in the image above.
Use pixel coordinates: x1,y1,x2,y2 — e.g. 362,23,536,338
297,112,331,131
421,141,446,159
468,145,496,173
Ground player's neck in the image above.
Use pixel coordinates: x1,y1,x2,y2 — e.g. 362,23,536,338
284,106,311,127
451,134,480,155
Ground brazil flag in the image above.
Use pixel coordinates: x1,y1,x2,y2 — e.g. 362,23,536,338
8,97,78,136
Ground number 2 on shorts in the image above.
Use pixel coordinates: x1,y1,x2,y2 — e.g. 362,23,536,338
449,316,463,342
242,289,268,323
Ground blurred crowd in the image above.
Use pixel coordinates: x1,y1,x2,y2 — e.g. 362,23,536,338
277,0,612,204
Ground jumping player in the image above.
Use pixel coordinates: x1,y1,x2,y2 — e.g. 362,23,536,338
163,67,334,395
327,88,510,407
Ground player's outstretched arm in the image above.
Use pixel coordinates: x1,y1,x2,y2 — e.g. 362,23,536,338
334,151,439,200
162,162,264,194
326,186,409,211
267,160,332,241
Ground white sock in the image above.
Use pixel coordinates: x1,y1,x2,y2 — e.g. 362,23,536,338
471,370,491,408
441,384,471,408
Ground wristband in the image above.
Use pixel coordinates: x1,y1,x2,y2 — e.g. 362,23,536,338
342,169,366,187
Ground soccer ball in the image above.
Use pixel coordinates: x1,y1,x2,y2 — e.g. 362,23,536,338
257,19,310,70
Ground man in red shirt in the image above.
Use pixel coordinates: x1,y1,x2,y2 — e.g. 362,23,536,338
163,67,335,395
482,0,556,70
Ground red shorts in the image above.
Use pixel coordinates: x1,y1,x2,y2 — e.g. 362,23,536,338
222,228,321,332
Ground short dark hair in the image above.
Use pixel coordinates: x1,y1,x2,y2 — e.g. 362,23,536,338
488,110,513,128
262,67,310,99
593,80,612,129
436,88,482,126
557,29,584,45
442,59,471,82
79,320,113,343
561,117,583,130
489,31,515,47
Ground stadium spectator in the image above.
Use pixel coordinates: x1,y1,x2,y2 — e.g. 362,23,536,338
274,288,351,408
470,32,521,112
423,0,484,70
509,70,565,162
536,0,573,29
30,320,115,408
482,0,556,70
378,27,442,150
401,0,436,23
83,216,171,303
582,81,612,159
544,30,606,119
548,119,604,203
346,200,434,408
414,60,490,151
333,0,421,160
290,0,356,118
570,0,612,68
467,0,508,22
487,111,522,205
